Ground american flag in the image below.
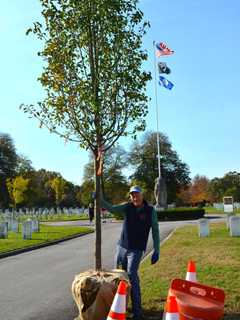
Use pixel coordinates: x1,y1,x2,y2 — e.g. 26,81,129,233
156,42,174,57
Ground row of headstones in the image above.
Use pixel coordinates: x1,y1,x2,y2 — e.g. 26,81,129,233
0,207,87,216
0,219,39,240
0,208,89,223
198,215,240,237
213,202,240,210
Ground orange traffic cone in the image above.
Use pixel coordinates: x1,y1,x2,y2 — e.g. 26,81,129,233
186,260,197,282
107,280,127,320
162,290,174,320
164,295,179,320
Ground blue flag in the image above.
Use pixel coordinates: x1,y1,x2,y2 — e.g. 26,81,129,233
159,76,174,90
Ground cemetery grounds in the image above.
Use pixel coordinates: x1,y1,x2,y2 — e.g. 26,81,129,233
139,223,240,320
0,208,94,254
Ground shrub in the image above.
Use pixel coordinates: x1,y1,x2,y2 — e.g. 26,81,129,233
157,208,205,221
112,207,205,221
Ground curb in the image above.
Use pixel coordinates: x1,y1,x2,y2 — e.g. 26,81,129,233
141,226,178,264
0,230,94,260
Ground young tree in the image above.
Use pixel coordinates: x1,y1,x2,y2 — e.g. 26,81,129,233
22,0,150,269
128,131,190,203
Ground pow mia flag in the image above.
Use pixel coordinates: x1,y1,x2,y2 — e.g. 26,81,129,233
158,62,171,74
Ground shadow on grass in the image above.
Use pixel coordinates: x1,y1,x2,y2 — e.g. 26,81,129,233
206,215,226,219
223,314,240,320
126,311,164,320
141,310,240,320
127,301,165,319
142,308,164,319
128,307,240,320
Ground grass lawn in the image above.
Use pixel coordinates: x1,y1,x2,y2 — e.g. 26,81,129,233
40,214,89,222
0,224,93,254
204,207,240,214
40,215,113,222
140,223,240,320
13,214,90,222
12,214,113,222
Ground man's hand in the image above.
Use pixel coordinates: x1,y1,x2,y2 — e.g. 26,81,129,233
151,251,159,265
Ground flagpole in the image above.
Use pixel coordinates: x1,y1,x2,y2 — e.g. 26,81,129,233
153,41,161,179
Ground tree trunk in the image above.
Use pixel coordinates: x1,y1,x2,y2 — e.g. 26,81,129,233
94,154,102,270
100,175,105,199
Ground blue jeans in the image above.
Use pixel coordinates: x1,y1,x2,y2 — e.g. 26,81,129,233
114,245,143,318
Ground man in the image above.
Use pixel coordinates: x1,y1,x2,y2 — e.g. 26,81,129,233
101,186,160,320
88,203,94,224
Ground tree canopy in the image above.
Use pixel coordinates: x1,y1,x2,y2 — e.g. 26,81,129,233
0,133,18,207
189,175,211,205
0,132,82,209
208,171,240,202
0,133,18,179
7,176,30,208
23,0,151,152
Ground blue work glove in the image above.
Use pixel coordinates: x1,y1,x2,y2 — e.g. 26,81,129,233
151,251,159,265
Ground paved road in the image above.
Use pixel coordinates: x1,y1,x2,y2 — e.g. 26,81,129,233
0,217,225,320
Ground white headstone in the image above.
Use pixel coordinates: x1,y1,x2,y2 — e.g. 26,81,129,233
226,213,234,230
12,220,19,233
230,216,240,237
22,221,32,239
198,218,209,237
32,220,39,232
223,196,234,213
0,222,8,238
6,218,12,231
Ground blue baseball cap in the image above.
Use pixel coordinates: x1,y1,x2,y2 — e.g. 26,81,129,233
129,186,142,194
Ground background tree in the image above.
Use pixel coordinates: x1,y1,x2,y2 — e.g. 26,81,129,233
61,183,82,208
83,145,128,203
0,133,18,207
49,176,67,207
128,131,190,203
26,169,61,207
16,155,34,176
7,176,30,209
176,186,192,206
209,171,240,202
79,180,95,207
23,0,151,269
0,132,83,208
190,175,211,205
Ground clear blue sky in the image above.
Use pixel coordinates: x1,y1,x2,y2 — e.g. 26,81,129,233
1,0,240,185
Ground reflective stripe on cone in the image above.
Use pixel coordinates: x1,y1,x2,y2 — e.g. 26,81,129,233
107,281,127,320
186,261,197,282
165,296,179,320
